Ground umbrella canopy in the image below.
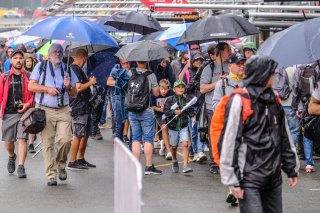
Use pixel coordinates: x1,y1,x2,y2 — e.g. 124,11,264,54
115,40,171,61
95,16,120,32
64,42,116,56
139,31,163,41
177,14,259,45
23,16,118,47
105,11,163,35
156,23,192,51
121,35,144,44
257,17,320,68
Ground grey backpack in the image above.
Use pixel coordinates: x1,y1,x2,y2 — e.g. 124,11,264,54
272,68,291,100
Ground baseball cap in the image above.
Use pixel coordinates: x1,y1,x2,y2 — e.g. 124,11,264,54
10,49,24,59
26,46,36,53
173,80,186,88
228,53,246,64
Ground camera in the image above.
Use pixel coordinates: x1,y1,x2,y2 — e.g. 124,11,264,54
56,87,66,107
14,100,23,111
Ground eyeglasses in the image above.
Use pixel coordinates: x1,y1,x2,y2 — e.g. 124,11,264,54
195,58,204,62
52,50,63,55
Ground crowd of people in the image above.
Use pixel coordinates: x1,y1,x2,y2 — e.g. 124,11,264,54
1,36,320,212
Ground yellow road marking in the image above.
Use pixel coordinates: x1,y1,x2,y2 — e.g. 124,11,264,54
155,151,193,168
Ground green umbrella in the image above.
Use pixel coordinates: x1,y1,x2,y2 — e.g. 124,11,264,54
37,40,65,56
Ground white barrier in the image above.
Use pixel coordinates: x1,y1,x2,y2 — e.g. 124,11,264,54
114,138,143,213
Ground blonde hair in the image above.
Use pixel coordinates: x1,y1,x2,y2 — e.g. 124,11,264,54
159,79,171,88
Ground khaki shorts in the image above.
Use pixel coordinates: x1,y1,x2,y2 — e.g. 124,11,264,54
1,113,28,142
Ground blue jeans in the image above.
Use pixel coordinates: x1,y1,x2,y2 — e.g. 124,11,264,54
283,107,300,145
129,109,155,143
111,95,125,142
188,120,205,154
303,135,314,166
100,95,108,124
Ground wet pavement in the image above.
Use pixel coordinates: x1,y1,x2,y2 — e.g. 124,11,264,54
0,126,319,213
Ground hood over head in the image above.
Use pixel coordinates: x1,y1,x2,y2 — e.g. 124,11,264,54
149,58,164,72
243,55,278,101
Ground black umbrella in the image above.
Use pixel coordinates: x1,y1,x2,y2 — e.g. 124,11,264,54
177,14,259,45
105,11,163,35
115,40,172,61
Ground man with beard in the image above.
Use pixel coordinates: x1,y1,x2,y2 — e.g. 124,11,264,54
0,50,34,178
28,44,79,186
218,56,299,213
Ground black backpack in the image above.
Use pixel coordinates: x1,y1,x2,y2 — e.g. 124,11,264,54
125,68,152,112
272,68,291,100
298,62,319,100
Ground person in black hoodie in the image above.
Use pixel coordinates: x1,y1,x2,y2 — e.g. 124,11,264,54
218,55,299,213
149,58,176,86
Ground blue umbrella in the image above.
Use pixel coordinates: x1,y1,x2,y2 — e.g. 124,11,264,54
257,17,320,68
156,23,192,50
23,16,118,47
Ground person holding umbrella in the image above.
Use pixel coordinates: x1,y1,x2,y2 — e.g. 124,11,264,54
28,43,79,186
200,42,231,173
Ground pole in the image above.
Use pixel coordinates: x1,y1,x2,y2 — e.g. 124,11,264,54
154,3,320,11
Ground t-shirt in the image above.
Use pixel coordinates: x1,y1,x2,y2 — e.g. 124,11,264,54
69,64,92,116
136,68,158,91
200,61,229,111
5,74,23,114
152,89,174,118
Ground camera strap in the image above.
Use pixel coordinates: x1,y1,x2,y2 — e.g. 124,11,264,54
11,73,23,106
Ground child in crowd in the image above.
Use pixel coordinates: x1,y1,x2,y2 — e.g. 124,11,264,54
152,79,174,160
164,80,195,173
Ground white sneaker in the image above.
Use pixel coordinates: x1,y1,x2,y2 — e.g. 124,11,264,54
154,141,161,149
192,153,199,162
197,152,208,162
159,140,165,156
165,152,172,160
204,145,209,152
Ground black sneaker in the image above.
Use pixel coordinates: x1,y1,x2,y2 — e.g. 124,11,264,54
145,164,162,175
226,193,237,204
124,136,130,146
77,159,96,168
210,164,220,174
67,161,88,171
7,154,16,174
58,169,67,181
17,165,27,178
47,178,57,186
28,144,36,154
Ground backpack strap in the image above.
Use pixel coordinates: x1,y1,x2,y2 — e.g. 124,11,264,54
209,61,215,78
39,60,47,105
